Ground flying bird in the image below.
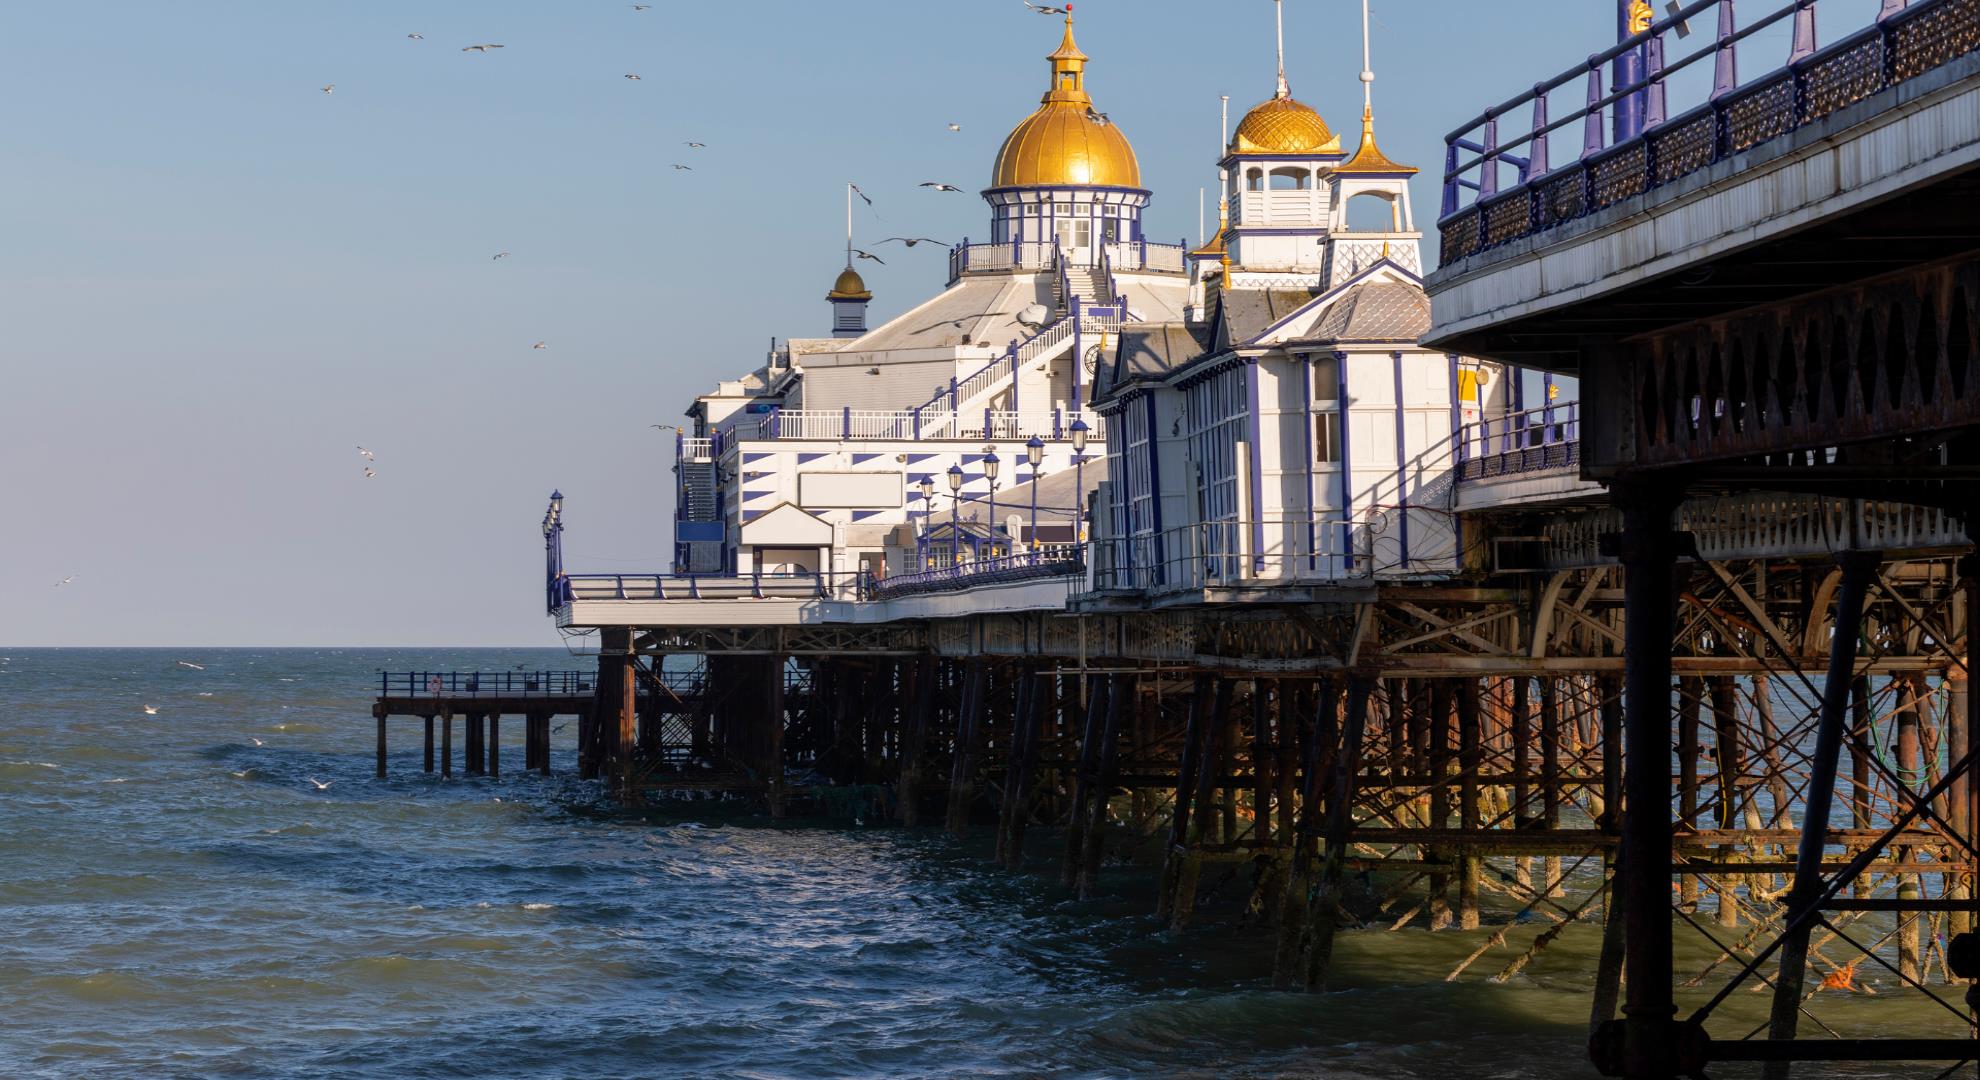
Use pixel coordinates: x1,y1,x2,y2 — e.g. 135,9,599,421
1085,107,1111,126
919,182,963,192
321,85,335,95
54,576,74,588
363,467,377,479
407,33,424,40
142,705,159,716
624,73,642,80
177,661,205,671
492,252,511,261
852,249,886,265
877,237,951,248
532,341,547,350
357,446,375,461
684,142,706,149
462,43,504,53
633,3,653,8
306,778,335,791
947,123,963,132
672,164,693,171
1023,2,1072,14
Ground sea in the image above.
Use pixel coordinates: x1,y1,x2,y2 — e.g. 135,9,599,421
0,649,1957,1079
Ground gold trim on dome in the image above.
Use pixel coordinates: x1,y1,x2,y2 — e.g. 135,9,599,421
989,13,1142,189
1231,95,1339,156
826,266,871,300
1191,229,1227,258
1334,107,1418,175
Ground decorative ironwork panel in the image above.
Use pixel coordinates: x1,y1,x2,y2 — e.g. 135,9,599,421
1483,193,1533,249
1441,207,1482,264
1650,110,1718,186
1534,168,1588,230
1724,74,1796,153
1892,0,1980,81
1589,144,1648,210
1630,253,1980,466
1803,35,1889,123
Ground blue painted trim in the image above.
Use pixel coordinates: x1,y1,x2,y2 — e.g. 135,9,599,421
1245,357,1264,571
1448,352,1463,568
1336,350,1354,573
1392,351,1410,571
1144,392,1165,583
797,453,829,464
1300,356,1316,572
742,453,774,463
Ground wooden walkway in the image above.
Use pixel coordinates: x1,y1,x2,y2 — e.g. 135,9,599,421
371,672,595,779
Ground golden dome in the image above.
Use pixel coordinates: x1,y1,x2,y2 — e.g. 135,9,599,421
990,15,1141,189
826,266,871,300
1231,94,1340,156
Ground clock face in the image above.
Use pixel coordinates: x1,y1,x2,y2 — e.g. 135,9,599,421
1082,344,1104,376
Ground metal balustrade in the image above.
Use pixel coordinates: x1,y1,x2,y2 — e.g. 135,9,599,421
1456,401,1581,481
1088,520,1370,595
1541,493,1971,569
947,238,1188,282
377,671,598,697
747,408,1103,444
1437,0,1980,266
872,546,1085,600
557,572,869,604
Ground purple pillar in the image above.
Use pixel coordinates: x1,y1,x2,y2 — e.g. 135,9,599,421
1645,33,1666,128
1480,115,1500,200
1441,142,1462,217
1713,0,1739,98
1789,0,1817,62
1527,90,1550,180
1582,60,1606,159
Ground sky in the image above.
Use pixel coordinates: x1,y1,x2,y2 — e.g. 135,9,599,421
0,1,1837,646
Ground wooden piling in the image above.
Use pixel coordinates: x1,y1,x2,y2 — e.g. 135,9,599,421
1301,674,1371,990
424,715,435,774
1063,673,1106,886
1077,673,1126,898
374,706,387,779
946,661,986,834
1456,678,1482,931
488,714,501,779
440,713,453,778
1157,676,1210,922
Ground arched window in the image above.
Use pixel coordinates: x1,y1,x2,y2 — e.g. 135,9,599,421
1343,191,1401,231
1245,168,1265,192
1268,168,1309,191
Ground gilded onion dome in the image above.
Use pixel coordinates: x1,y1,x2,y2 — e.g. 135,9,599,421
1231,94,1339,155
826,265,871,300
990,14,1141,189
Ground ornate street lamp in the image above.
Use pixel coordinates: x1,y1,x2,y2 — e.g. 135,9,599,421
1069,420,1089,543
1026,435,1044,551
946,464,964,563
983,448,1001,559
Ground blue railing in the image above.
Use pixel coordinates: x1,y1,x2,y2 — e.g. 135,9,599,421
1457,401,1581,481
378,671,595,697
873,547,1085,600
556,571,872,604
1436,0,1977,265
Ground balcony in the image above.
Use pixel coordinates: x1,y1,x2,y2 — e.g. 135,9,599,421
949,239,1188,282
1457,402,1580,482
747,408,1104,444
1085,520,1372,602
871,546,1085,600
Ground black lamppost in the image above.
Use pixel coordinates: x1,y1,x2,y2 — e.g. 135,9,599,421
947,464,964,563
918,473,935,567
1026,436,1044,551
983,448,1001,558
1069,419,1089,543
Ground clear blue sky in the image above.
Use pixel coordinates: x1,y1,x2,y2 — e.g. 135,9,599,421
1,1,1828,645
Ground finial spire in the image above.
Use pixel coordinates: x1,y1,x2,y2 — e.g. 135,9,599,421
844,182,853,268
1360,0,1375,113
1274,0,1290,99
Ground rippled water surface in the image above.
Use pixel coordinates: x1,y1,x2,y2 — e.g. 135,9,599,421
0,649,1954,1078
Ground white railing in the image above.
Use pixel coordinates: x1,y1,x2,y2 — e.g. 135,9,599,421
749,408,1104,444
949,240,1190,280
1088,520,1371,595
679,438,714,461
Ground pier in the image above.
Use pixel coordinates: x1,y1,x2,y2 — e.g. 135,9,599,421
512,2,1980,1076
371,671,599,780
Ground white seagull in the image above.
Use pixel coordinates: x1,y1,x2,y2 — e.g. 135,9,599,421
407,33,423,41
363,467,377,479
357,446,375,461
251,737,265,746
532,341,547,350
1023,2,1071,14
462,43,504,53
321,84,335,95
492,251,511,261
54,576,75,588
919,182,963,192
624,73,642,81
306,778,335,791
672,164,693,171
684,142,706,149
177,661,205,670
947,123,963,132
142,705,159,715
634,3,653,8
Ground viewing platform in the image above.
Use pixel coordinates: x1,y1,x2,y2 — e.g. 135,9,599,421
948,238,1188,282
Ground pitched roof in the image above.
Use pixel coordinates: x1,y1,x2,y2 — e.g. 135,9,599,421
1301,282,1431,344
1094,322,1213,400
1220,286,1324,348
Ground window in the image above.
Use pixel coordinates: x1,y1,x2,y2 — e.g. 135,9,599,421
1315,412,1342,464
1246,169,1265,192
1268,168,1309,191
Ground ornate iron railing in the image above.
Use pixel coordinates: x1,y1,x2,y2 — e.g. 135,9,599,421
871,547,1085,600
1457,401,1581,481
1437,0,1980,266
747,408,1102,443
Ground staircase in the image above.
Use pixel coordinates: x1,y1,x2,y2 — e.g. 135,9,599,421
1057,265,1110,315
677,458,723,573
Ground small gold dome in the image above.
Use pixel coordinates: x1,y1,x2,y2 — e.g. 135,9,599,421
827,266,871,300
1231,95,1339,156
990,15,1141,189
